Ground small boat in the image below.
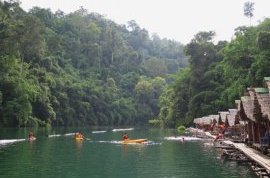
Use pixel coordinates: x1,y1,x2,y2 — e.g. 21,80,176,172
121,139,147,144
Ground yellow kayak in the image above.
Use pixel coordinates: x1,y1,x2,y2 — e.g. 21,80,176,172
121,139,147,144
75,137,84,140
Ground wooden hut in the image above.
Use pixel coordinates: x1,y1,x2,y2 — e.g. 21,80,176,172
240,95,256,144
226,109,243,139
264,77,270,89
209,115,219,133
218,111,229,125
254,88,270,122
227,109,238,126
193,118,198,127
193,118,202,129
235,100,246,122
246,87,270,151
261,77,270,121
201,116,212,131
241,88,265,145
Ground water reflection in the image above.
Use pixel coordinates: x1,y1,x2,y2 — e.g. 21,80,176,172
75,139,83,150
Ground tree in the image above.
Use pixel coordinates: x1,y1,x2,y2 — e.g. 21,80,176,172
244,1,254,26
142,58,167,77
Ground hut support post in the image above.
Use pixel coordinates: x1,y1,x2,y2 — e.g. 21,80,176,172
252,122,255,144
258,123,261,144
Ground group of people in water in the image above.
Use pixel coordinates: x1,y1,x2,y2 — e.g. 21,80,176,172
28,131,129,141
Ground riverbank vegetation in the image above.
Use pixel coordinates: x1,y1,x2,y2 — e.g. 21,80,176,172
0,1,186,127
158,18,270,127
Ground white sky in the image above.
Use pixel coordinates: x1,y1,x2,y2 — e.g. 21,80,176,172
19,0,270,44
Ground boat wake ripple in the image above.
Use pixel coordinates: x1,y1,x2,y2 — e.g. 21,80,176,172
48,134,62,138
92,131,107,134
95,140,161,145
0,139,26,145
112,128,134,132
164,136,202,141
64,133,76,136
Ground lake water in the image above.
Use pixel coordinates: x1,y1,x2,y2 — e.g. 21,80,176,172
0,127,256,178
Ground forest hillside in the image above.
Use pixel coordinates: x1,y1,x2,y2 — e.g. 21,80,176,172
0,1,186,127
158,20,270,127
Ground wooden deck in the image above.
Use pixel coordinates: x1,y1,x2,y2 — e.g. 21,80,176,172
204,131,270,172
233,143,270,172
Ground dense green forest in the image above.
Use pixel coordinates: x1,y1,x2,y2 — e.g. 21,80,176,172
1,1,270,128
158,19,270,127
0,0,186,127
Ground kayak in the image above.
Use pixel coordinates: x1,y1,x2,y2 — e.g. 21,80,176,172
121,139,147,144
75,137,84,140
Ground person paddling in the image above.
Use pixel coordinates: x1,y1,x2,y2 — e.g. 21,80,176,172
76,131,84,139
122,133,129,140
28,132,36,141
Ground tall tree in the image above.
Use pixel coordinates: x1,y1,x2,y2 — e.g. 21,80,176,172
244,1,254,26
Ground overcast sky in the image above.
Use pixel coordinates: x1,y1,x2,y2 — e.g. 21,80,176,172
19,0,270,44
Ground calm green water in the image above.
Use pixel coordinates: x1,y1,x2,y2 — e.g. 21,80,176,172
0,128,256,178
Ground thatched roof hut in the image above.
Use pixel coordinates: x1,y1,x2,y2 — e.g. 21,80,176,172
235,99,249,122
209,115,219,124
201,116,212,125
248,88,263,121
241,96,256,122
254,88,270,120
227,109,238,126
219,111,229,123
264,77,270,89
193,118,201,124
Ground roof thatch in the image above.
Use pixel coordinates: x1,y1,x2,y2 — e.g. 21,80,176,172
264,77,270,82
264,77,270,90
255,88,270,120
227,109,238,126
218,111,229,122
209,115,219,123
201,116,212,125
241,96,256,121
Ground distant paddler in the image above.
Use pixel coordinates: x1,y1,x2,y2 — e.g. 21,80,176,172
28,132,36,141
122,133,129,140
121,133,147,144
75,131,84,140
